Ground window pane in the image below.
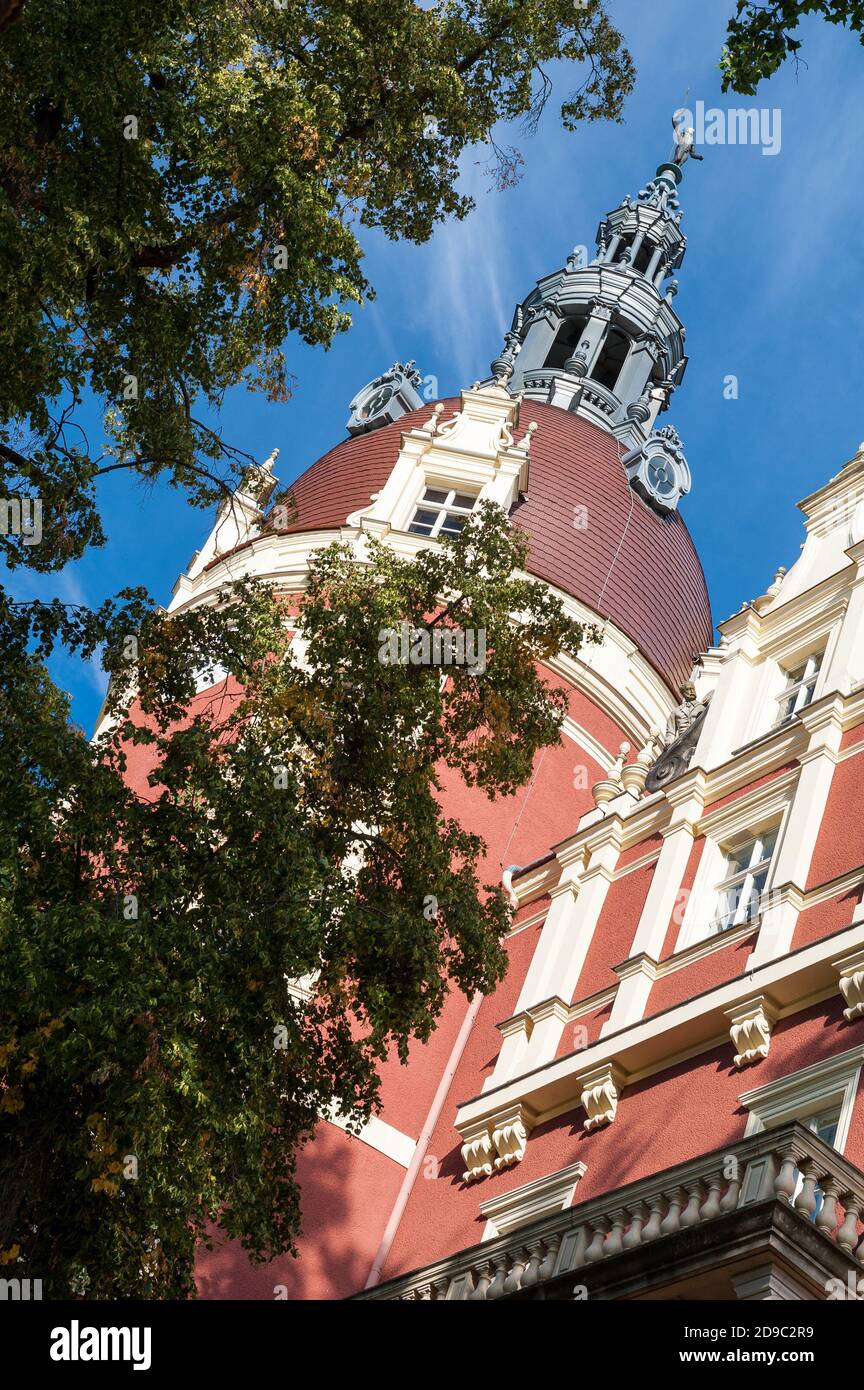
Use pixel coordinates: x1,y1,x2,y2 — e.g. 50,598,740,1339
810,1112,840,1146
777,694,796,723
451,493,476,510
726,844,753,878
758,829,778,861
439,516,466,536
423,488,448,504
714,887,738,931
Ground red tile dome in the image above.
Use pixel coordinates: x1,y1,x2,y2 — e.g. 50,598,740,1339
274,398,712,692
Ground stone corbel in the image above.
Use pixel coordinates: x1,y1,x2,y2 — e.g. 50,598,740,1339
461,1121,496,1185
490,1102,535,1172
835,946,864,1024
725,995,778,1069
461,1102,537,1182
577,1060,625,1132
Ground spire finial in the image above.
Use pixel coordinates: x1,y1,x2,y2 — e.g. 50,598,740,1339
670,106,704,170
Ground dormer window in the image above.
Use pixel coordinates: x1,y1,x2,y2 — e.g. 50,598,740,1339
775,652,823,725
408,486,477,540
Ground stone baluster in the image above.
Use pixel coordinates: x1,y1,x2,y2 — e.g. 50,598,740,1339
584,1216,611,1263
680,1181,705,1228
814,1177,841,1239
538,1232,562,1282
794,1161,820,1221
486,1252,509,1300
604,1208,627,1258
467,1260,492,1300
503,1248,527,1295
660,1186,685,1236
567,1224,590,1271
773,1147,799,1204
700,1173,725,1222
642,1196,666,1242
622,1201,649,1250
720,1168,741,1213
836,1192,863,1256
520,1240,544,1289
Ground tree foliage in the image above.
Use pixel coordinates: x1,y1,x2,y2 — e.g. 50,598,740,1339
0,0,626,1296
0,504,597,1296
0,0,633,528
721,0,864,94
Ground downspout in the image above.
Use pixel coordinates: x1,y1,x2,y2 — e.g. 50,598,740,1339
363,987,484,1289
364,859,527,1290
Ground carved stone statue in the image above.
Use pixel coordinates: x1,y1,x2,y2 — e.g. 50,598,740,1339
646,685,709,794
662,682,704,746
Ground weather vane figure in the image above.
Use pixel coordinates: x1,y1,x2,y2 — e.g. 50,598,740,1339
671,106,703,166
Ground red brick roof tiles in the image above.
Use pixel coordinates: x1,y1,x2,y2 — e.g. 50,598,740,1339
273,399,713,692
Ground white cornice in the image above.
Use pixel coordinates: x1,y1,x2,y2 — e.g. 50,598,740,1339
561,715,614,774
455,919,864,1141
506,689,864,920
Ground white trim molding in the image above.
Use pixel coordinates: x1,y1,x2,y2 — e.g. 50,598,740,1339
326,1107,416,1169
740,1044,864,1154
479,1161,588,1240
454,919,864,1171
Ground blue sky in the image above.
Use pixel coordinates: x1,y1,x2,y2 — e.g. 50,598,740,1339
12,0,864,730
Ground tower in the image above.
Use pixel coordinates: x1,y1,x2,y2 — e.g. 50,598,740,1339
487,132,697,514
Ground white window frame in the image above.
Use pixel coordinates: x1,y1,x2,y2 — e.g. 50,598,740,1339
736,607,843,751
740,1046,864,1155
478,1161,587,1241
677,825,779,951
407,485,478,540
671,773,797,955
774,650,824,727
706,828,778,937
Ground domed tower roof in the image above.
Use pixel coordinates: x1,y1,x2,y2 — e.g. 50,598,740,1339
196,115,712,695
273,396,711,692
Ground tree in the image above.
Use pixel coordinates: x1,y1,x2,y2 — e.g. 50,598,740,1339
0,0,622,1296
721,1,864,94
0,0,634,550
0,505,595,1296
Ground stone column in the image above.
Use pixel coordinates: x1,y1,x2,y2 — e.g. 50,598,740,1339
509,306,561,388
613,331,663,416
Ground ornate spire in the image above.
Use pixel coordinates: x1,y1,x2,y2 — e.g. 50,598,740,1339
484,114,703,513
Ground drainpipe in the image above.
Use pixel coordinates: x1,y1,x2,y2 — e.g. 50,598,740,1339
364,860,531,1289
363,988,485,1288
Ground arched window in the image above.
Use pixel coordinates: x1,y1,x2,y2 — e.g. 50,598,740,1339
542,317,586,370
590,328,630,392
632,240,656,276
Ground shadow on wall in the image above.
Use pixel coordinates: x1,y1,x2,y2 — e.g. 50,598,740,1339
195,1122,378,1301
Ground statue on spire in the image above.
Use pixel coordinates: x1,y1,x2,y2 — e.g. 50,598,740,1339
671,107,704,166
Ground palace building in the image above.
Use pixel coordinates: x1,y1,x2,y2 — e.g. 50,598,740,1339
142,125,864,1300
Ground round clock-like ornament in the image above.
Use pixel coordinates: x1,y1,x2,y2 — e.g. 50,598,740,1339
346,363,423,436
622,424,692,514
